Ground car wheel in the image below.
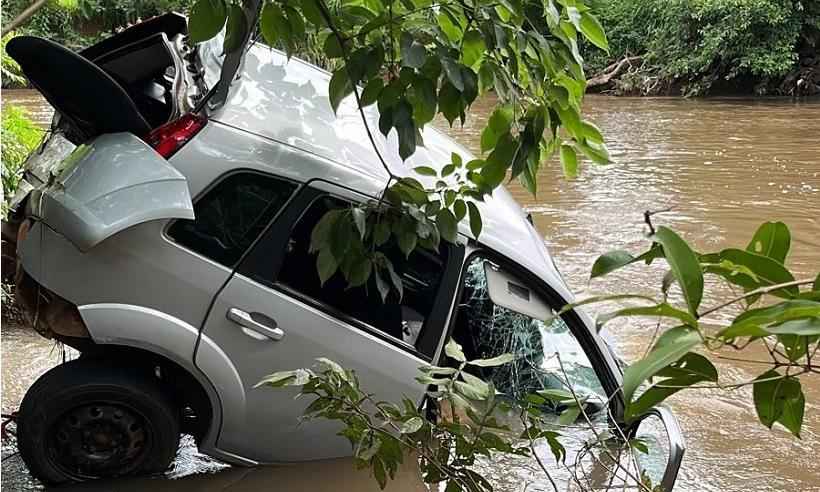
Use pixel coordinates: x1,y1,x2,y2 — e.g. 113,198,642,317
16,358,180,485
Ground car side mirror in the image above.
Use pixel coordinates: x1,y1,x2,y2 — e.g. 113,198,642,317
630,407,686,491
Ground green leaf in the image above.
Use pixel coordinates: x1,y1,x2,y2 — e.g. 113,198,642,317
351,208,366,239
409,77,437,125
300,0,324,26
597,303,698,329
747,221,791,264
767,317,820,336
347,257,372,287
400,416,424,434
578,11,608,51
284,6,305,43
462,29,486,67
413,166,437,176
436,208,458,243
813,273,819,291
255,368,312,388
718,300,820,338
441,58,464,91
626,352,718,419
384,259,404,300
393,101,417,161
537,388,574,403
374,267,390,302
460,371,490,396
558,405,581,425
310,210,340,252
189,0,227,43
753,371,804,437
590,244,663,279
316,248,338,285
629,439,649,454
455,380,488,400
653,226,704,316
468,353,515,367
579,120,604,144
559,144,577,178
714,248,798,298
260,2,289,47
360,77,383,107
222,3,248,53
329,68,353,114
445,338,466,362
397,226,418,257
453,200,467,221
622,326,701,417
400,32,426,68
467,201,482,238
323,34,345,58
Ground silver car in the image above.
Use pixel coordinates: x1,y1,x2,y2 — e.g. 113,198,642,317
3,13,684,488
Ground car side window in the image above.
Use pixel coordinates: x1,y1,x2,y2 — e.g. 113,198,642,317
269,194,449,354
450,256,606,403
168,172,297,267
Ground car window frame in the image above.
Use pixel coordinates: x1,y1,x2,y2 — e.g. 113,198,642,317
235,178,465,362
163,168,302,268
441,247,625,421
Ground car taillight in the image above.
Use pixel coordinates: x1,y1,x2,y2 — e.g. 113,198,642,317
144,113,206,159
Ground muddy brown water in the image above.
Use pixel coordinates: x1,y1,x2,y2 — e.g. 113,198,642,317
2,89,819,491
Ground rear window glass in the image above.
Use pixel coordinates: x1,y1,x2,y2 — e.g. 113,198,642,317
168,172,297,266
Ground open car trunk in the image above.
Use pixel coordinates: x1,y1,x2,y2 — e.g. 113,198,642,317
7,13,197,145
3,14,200,255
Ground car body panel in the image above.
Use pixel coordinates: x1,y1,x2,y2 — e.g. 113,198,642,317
199,272,431,462
26,133,194,252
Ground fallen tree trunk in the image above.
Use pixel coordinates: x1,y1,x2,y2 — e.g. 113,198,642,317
587,56,643,91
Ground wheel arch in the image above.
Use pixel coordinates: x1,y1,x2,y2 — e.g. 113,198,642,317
77,303,253,465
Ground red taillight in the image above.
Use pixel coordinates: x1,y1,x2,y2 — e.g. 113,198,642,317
144,113,207,159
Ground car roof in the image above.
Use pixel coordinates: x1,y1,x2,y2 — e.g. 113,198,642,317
205,39,574,301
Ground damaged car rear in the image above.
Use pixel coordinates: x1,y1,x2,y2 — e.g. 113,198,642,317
2,10,685,489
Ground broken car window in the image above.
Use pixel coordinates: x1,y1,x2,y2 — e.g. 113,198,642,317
168,172,297,267
451,257,606,403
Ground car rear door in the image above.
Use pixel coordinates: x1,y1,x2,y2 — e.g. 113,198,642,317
197,180,463,462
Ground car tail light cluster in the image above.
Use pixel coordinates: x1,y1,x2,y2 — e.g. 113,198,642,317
144,113,206,159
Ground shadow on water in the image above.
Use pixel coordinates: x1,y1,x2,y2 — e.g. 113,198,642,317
2,90,820,491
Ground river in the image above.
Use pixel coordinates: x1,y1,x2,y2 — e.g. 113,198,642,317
2,89,819,491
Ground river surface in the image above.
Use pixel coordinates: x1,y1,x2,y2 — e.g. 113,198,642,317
2,89,819,491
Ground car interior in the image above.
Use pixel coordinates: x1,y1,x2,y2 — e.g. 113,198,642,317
6,14,188,144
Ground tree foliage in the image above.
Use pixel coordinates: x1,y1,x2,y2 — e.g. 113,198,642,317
1,105,42,215
585,0,820,95
586,220,820,431
190,0,612,296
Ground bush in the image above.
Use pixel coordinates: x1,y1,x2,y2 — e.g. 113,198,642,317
586,0,817,95
2,105,41,211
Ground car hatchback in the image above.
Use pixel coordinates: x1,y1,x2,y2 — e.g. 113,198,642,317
3,13,684,488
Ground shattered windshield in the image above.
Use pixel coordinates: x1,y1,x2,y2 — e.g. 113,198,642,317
453,257,606,403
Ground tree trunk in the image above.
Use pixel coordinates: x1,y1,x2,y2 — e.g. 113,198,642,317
587,56,643,91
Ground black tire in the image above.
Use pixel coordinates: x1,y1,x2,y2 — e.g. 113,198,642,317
17,358,180,485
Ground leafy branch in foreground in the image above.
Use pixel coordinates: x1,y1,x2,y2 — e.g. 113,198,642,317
583,220,820,433
256,340,652,492
188,0,613,296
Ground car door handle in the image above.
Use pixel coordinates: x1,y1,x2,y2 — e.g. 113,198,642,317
226,307,284,341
